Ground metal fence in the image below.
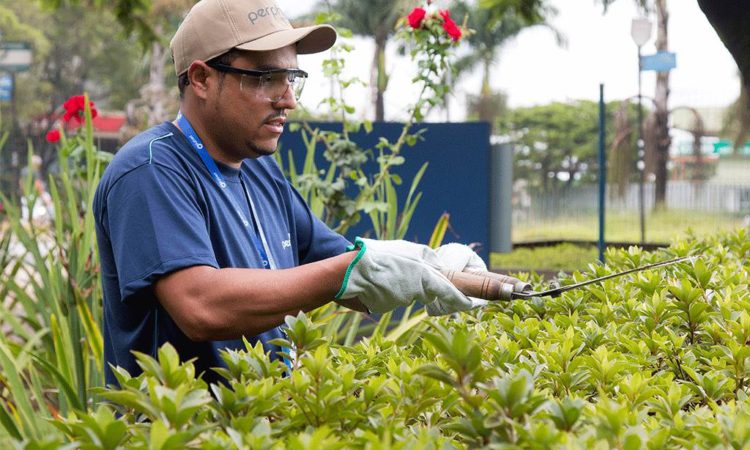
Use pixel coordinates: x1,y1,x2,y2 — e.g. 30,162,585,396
516,181,750,220
511,181,750,239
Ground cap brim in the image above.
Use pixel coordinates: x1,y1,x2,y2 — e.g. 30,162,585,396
235,24,337,55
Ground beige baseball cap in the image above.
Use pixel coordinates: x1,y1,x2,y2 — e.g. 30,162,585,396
170,0,337,76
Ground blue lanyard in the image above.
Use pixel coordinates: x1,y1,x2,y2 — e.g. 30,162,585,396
176,112,274,269
177,112,296,373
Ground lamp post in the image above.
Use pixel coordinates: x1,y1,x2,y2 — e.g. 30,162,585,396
631,17,652,246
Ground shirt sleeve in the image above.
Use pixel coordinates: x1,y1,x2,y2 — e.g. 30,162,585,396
287,181,351,265
103,163,218,302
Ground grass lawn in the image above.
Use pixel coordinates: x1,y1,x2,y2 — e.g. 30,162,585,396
490,243,598,272
491,210,748,272
511,209,747,243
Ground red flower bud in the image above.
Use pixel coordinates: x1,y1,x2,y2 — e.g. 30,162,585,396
45,129,61,143
407,7,427,29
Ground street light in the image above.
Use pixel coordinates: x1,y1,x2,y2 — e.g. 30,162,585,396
631,16,652,245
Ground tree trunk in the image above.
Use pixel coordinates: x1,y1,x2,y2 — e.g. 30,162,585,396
610,100,634,199
652,0,671,209
731,80,750,154
145,23,170,126
478,58,493,124
540,157,551,193
566,160,580,189
371,32,388,122
689,109,705,182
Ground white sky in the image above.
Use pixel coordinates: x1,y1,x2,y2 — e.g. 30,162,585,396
278,0,740,121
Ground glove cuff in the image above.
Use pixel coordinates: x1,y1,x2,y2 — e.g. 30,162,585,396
334,237,366,300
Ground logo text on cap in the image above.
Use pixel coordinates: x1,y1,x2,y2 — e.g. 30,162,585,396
247,6,285,25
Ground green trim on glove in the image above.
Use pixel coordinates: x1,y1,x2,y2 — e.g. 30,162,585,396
334,237,366,300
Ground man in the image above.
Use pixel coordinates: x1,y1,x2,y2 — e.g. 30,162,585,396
94,0,485,386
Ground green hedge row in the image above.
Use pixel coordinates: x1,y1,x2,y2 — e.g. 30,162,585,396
7,228,748,449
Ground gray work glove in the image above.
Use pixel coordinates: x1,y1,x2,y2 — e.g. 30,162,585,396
425,243,489,316
357,237,442,266
334,237,471,314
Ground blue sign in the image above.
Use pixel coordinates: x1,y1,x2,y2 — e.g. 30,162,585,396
640,51,677,72
0,75,11,101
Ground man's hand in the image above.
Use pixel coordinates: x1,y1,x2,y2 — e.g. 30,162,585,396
335,238,471,314
425,243,489,316
334,297,369,313
357,238,442,266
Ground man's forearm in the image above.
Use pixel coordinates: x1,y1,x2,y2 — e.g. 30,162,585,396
154,251,358,341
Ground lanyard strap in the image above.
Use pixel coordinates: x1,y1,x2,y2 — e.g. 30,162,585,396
176,112,275,269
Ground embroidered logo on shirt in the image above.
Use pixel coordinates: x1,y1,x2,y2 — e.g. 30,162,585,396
281,233,291,249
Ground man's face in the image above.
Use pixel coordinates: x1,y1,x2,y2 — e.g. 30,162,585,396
206,45,300,160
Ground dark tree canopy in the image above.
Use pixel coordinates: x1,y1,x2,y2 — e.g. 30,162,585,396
698,0,750,93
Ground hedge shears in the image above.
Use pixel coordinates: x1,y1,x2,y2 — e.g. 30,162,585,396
442,255,697,301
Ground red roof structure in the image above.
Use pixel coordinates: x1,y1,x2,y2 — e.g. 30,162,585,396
65,112,127,139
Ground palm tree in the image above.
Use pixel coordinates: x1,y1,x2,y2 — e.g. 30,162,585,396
315,0,407,122
452,1,563,128
477,0,554,24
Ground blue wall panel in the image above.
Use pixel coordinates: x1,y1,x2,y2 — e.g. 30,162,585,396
278,122,491,260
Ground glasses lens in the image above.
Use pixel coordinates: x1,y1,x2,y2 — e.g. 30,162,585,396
289,72,306,100
242,71,305,102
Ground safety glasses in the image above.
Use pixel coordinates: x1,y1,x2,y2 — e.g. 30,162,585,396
207,62,308,102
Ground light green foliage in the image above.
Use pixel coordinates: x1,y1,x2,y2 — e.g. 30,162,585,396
4,227,748,448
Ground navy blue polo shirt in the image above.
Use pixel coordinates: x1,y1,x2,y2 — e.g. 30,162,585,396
93,121,349,386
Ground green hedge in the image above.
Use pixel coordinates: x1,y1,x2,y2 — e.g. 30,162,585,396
6,228,749,449
491,243,599,272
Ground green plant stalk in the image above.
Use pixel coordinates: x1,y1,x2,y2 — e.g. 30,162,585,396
0,341,45,439
0,93,106,439
338,82,431,236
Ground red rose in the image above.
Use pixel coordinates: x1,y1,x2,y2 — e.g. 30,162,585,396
407,7,427,29
62,95,98,124
443,21,462,41
439,10,462,41
45,129,61,143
